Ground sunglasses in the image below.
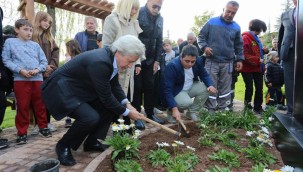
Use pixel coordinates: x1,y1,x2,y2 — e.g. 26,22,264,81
152,4,161,10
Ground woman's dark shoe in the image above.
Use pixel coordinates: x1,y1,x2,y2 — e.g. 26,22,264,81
56,142,76,166
83,140,109,152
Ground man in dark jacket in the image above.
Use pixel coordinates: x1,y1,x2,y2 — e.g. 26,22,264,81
41,35,145,166
179,32,203,56
132,0,164,128
277,0,297,116
163,45,217,123
0,7,9,150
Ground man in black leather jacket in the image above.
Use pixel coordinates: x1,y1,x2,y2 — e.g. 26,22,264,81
132,0,165,128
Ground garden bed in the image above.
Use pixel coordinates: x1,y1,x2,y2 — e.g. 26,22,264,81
95,110,284,172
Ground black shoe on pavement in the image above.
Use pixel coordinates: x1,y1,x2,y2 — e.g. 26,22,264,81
0,139,8,149
83,140,109,152
0,138,8,143
39,128,52,138
65,122,72,128
56,141,76,166
16,135,27,145
148,115,164,124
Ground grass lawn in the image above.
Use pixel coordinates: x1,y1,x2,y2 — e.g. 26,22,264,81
2,108,15,129
1,75,271,129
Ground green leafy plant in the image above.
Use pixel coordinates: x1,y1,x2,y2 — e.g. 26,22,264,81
173,152,199,171
105,133,141,160
104,122,141,160
166,160,188,172
233,111,259,130
114,159,143,172
217,130,240,150
147,149,171,167
208,149,240,168
241,146,276,164
206,165,231,172
250,163,267,172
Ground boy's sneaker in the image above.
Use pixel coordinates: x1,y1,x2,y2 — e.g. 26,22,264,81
246,102,253,109
39,128,52,138
16,135,27,145
0,138,8,149
31,125,39,135
48,123,57,132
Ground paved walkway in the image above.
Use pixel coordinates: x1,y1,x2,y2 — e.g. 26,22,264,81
0,100,267,171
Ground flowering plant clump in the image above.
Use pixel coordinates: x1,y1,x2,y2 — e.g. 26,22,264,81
104,120,142,160
263,165,294,172
147,141,199,171
245,126,273,147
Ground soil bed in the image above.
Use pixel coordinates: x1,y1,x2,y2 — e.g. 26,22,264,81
96,122,284,172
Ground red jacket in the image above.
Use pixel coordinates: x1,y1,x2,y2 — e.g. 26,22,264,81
241,31,262,73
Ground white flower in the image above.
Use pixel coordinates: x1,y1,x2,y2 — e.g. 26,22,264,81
268,116,274,121
263,169,274,172
162,142,170,147
119,124,128,130
134,129,141,134
200,124,206,128
156,142,164,147
281,165,294,172
260,119,265,125
261,126,270,135
132,132,140,139
126,145,131,150
186,146,196,151
117,119,125,124
246,131,254,137
130,123,135,128
174,141,184,145
221,113,226,116
112,126,120,132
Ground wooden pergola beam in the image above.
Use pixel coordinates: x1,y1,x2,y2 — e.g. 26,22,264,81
18,0,114,23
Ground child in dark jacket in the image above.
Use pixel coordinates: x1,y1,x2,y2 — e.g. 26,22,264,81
264,51,285,110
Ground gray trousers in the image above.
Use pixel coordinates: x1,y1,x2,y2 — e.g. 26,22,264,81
174,81,209,113
204,59,232,110
282,48,295,114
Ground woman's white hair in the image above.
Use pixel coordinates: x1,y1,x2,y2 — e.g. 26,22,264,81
112,35,146,61
114,0,140,21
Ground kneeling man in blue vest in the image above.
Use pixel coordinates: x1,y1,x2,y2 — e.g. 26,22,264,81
162,45,217,123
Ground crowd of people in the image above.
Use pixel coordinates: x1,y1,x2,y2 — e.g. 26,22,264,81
0,0,297,166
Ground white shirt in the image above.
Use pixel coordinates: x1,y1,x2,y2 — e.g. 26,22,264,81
182,67,194,91
111,57,118,80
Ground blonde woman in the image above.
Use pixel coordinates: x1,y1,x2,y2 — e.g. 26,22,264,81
102,0,145,129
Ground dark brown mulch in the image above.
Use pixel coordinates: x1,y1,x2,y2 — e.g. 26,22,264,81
95,122,284,172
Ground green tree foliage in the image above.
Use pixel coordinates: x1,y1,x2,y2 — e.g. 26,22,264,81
274,0,295,31
190,11,215,36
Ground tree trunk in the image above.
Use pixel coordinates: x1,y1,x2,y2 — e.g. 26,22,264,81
46,5,56,37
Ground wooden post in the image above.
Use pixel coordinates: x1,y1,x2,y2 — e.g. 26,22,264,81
18,0,35,24
25,0,35,24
